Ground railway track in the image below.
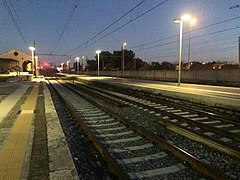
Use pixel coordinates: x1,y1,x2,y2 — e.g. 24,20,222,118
69,79,240,159
61,77,240,177
47,78,239,179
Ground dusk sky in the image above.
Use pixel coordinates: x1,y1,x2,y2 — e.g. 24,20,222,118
0,0,239,66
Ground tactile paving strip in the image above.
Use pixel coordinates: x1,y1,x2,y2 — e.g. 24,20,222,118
0,86,38,180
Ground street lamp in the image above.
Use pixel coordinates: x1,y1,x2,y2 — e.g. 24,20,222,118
75,57,80,74
67,60,70,74
29,46,36,77
174,14,191,86
35,56,38,77
96,50,101,76
122,42,127,76
81,56,85,71
61,62,64,72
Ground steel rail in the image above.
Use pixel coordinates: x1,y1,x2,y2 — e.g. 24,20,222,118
65,80,126,107
46,79,129,179
69,80,240,160
55,78,230,179
71,80,240,142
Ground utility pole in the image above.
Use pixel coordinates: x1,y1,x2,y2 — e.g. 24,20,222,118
34,41,36,77
229,5,239,64
238,36,240,64
121,42,127,77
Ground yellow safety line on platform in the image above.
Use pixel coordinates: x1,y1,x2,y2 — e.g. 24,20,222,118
0,86,39,180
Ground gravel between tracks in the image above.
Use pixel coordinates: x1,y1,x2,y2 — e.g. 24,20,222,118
77,81,240,178
48,84,110,179
51,81,205,179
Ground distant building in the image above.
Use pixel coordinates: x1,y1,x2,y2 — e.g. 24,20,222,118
189,61,240,70
212,63,224,70
221,63,240,69
0,49,32,74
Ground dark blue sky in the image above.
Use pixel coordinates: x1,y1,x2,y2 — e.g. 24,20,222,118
0,0,239,65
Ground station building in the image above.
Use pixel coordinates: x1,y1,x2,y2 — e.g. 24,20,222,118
0,49,33,74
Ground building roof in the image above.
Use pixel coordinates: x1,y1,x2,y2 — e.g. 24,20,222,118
0,49,31,62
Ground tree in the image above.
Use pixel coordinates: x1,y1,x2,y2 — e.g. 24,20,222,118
94,51,113,71
85,59,97,71
85,49,180,71
133,57,150,70
112,50,122,70
160,61,175,70
113,50,136,70
150,61,161,70
124,50,135,70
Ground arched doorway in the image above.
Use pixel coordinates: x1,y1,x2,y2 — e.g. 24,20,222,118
22,61,32,72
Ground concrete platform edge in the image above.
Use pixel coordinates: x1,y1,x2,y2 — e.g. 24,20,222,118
43,82,78,180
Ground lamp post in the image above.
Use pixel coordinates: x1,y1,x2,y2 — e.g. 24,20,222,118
67,60,70,74
122,42,127,76
174,14,191,86
61,63,64,72
96,50,101,76
35,56,38,77
75,57,80,74
239,36,240,64
29,46,36,77
81,56,85,72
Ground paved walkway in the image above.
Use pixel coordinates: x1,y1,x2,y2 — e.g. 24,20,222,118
0,78,78,180
0,85,29,124
0,85,38,179
72,75,240,110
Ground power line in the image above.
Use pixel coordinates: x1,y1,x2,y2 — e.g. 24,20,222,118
148,36,237,60
67,0,170,56
131,21,239,54
65,0,147,55
78,11,238,55
94,0,170,45
129,16,240,50
142,29,239,61
139,26,240,63
2,0,28,45
148,46,237,60
55,2,237,63
8,0,21,26
50,0,81,54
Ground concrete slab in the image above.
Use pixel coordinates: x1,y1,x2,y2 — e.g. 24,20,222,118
0,85,29,124
44,83,78,179
0,86,38,180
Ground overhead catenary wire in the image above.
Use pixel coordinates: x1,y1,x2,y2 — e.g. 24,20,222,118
134,25,240,52
141,25,239,63
63,13,239,63
129,16,240,50
149,44,237,59
151,34,238,56
64,0,147,55
94,0,170,42
8,0,21,27
70,4,238,59
131,20,239,63
2,0,28,45
50,0,81,55
66,0,169,57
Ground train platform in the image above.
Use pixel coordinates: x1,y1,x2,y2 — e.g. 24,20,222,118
0,77,78,180
64,74,240,110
